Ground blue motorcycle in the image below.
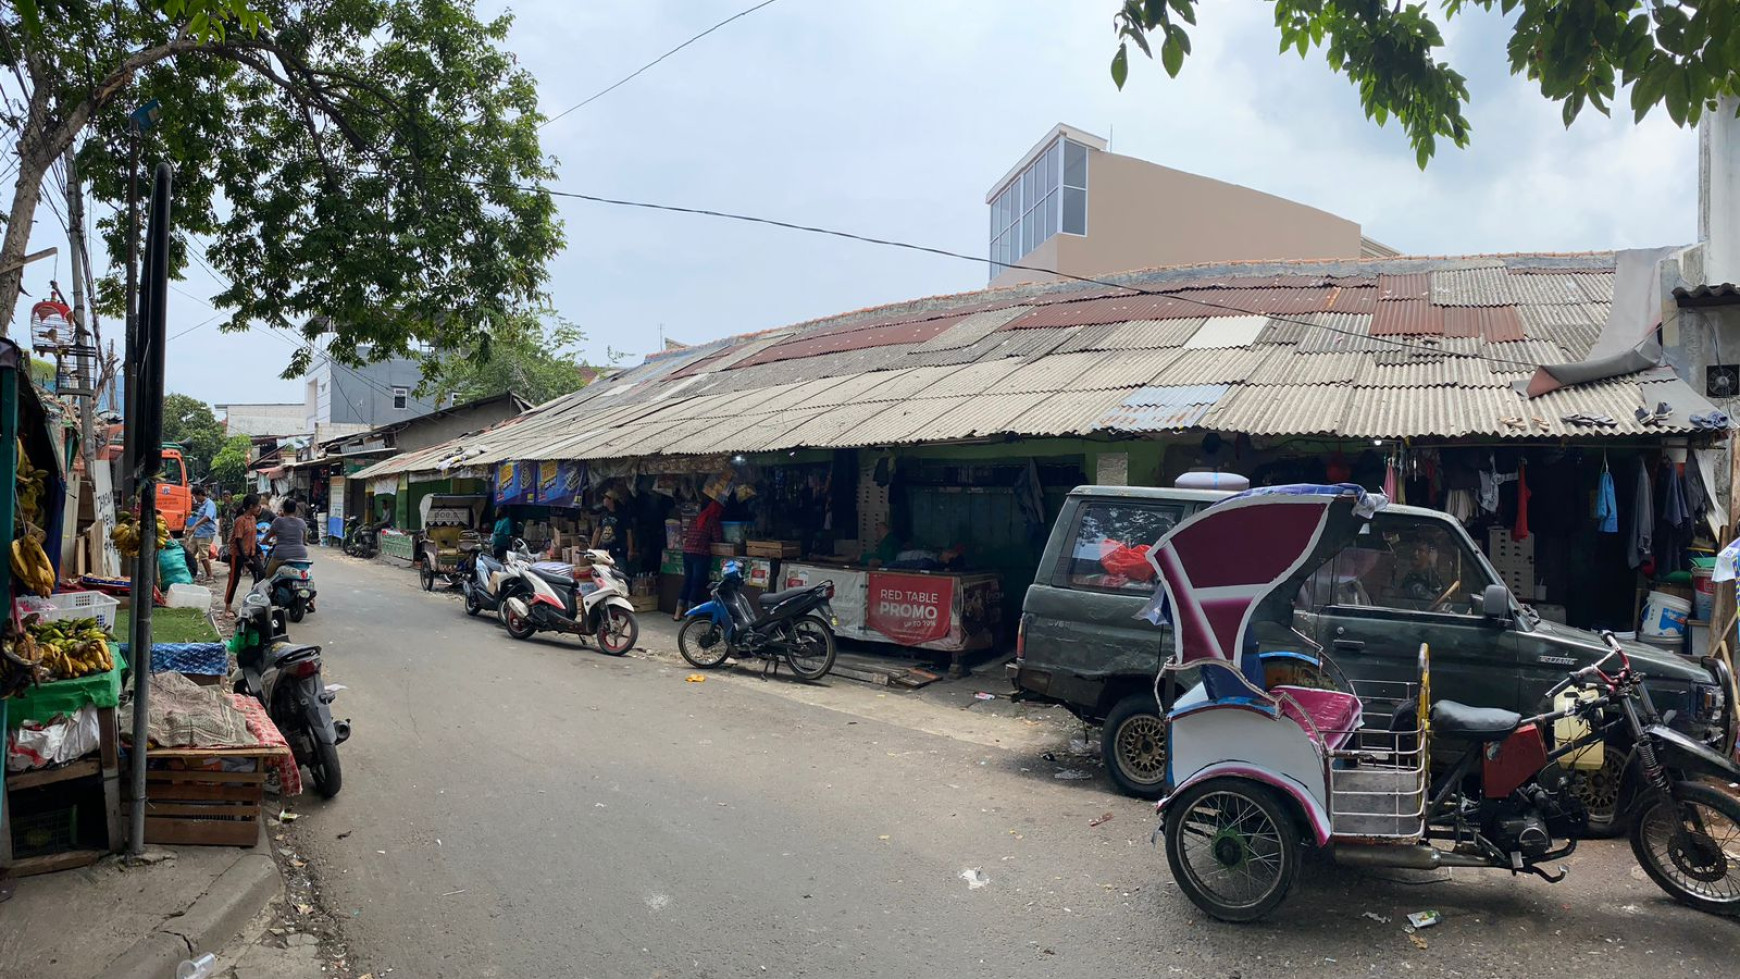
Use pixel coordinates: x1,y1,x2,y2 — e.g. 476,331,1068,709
678,561,838,680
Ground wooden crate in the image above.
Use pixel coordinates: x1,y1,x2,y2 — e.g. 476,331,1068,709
628,595,657,613
745,540,801,559
709,542,744,557
142,749,270,847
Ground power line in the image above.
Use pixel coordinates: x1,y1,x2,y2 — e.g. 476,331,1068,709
540,0,785,128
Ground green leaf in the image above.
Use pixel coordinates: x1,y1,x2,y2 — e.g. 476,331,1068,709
1112,44,1129,88
1161,35,1184,77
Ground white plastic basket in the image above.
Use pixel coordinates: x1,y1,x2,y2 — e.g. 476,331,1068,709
17,591,122,633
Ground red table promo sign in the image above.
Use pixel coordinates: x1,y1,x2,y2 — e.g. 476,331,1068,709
867,572,955,645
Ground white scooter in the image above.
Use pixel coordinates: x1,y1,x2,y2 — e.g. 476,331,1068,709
461,538,535,618
501,548,640,655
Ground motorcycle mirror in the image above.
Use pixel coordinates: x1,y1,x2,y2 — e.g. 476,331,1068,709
1481,583,1510,619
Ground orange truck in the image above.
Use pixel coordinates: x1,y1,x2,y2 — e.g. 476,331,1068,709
155,444,194,534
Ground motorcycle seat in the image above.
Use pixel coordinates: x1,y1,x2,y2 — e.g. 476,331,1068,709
533,566,575,587
1430,700,1521,742
271,642,320,664
756,586,811,607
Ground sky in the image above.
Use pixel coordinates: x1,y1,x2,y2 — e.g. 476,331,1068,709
12,0,1704,407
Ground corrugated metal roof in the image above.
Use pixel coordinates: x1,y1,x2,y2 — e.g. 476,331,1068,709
984,351,1108,393
1354,356,1497,388
1518,303,1598,330
1343,386,1516,437
1201,385,1351,435
1052,323,1120,353
929,391,1051,439
793,369,897,408
1076,349,1184,389
1296,313,1381,353
1253,316,1308,344
1098,384,1228,432
1182,287,1336,317
1370,337,1481,365
1371,299,1442,336
1431,265,1512,306
1183,314,1269,349
771,400,898,450
1098,318,1204,349
1006,388,1132,436
1507,273,1591,305
867,364,969,402
749,377,846,413
1378,273,1430,301
1525,319,1603,358
972,326,1075,360
912,307,1026,352
1005,294,1201,329
922,358,1024,398
1443,306,1526,342
1480,340,1570,370
1247,349,1363,385
1572,274,1615,301
840,396,972,447
1149,347,1271,385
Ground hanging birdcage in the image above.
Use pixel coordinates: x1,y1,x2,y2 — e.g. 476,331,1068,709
54,342,99,397
29,299,72,353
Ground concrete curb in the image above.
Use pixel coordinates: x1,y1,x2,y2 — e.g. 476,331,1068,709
95,852,281,979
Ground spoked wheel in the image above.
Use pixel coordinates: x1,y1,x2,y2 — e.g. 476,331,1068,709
678,618,731,669
1103,694,1166,799
1164,778,1301,922
597,607,638,656
420,562,435,591
782,615,836,681
1630,782,1740,916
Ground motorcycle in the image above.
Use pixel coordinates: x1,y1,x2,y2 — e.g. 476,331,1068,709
500,548,640,654
461,538,535,618
342,515,388,558
1148,484,1740,922
677,560,838,681
225,584,350,798
268,560,317,622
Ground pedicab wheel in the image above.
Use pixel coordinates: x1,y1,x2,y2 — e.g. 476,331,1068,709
1103,693,1166,799
597,607,638,656
678,618,731,669
420,562,435,591
783,615,836,681
1164,777,1301,922
1629,781,1740,916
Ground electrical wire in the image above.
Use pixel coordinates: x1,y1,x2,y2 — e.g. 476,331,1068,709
540,0,785,128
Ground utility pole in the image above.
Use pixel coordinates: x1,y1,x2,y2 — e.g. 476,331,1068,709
64,148,98,506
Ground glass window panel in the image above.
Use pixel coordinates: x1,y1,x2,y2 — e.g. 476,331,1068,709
1022,209,1034,255
1023,165,1036,205
1062,503,1183,592
1063,187,1086,235
1050,141,1063,189
1064,140,1088,189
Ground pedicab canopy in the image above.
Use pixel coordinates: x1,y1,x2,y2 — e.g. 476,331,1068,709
1139,484,1388,669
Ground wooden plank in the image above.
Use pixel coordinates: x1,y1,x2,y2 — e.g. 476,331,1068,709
97,705,118,770
145,769,265,784
146,782,262,803
145,802,260,819
145,816,259,847
4,848,103,878
149,746,275,759
5,759,100,791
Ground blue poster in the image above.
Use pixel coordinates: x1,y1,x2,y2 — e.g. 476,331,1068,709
536,460,585,507
494,461,529,505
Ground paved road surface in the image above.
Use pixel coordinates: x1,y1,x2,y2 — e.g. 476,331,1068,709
282,556,1740,978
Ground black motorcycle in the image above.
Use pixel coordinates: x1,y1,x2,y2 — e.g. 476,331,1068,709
226,584,350,797
677,560,837,680
342,515,387,558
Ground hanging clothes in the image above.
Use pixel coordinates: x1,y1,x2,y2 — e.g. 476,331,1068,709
1655,460,1692,573
1595,464,1618,534
1383,458,1398,504
1628,457,1653,570
1445,488,1475,523
1512,461,1531,541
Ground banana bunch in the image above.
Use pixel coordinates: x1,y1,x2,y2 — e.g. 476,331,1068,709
14,437,45,529
110,513,169,557
10,526,53,597
25,616,114,679
0,626,46,696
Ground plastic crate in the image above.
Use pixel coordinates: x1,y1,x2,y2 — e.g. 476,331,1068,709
17,591,121,632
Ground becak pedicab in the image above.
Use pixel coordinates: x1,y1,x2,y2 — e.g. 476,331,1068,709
1143,484,1740,922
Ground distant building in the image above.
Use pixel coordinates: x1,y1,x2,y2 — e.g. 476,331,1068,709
302,347,438,431
986,124,1397,289
215,402,306,437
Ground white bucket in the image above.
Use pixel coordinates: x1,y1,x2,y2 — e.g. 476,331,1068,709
1640,590,1690,639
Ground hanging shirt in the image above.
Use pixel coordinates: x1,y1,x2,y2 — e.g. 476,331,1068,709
1595,469,1618,534
1628,459,1654,570
1512,462,1531,541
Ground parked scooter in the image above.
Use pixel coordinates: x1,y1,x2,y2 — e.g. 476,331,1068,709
341,515,388,558
461,538,534,617
500,549,640,654
225,584,350,797
678,560,838,681
269,561,317,622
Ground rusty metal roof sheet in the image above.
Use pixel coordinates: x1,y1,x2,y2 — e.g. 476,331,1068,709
1296,313,1382,353
1006,388,1132,436
1098,385,1228,432
737,316,963,368
1443,306,1526,342
1371,299,1443,336
1099,318,1204,349
1248,349,1363,385
1201,385,1352,436
912,307,1026,352
1183,314,1270,349
1004,294,1202,329
1431,265,1512,306
1149,347,1271,385
1179,287,1336,317
1370,336,1482,365
1378,273,1430,301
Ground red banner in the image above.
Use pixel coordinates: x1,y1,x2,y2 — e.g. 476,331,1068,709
867,572,955,646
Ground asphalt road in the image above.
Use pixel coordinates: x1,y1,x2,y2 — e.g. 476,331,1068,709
282,555,1740,979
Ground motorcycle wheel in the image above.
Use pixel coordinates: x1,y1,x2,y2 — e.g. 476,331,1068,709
288,600,306,623
464,586,483,617
1629,780,1740,916
420,562,435,592
783,615,836,681
597,607,638,656
678,618,731,668
1164,777,1301,923
504,603,538,641
309,739,342,799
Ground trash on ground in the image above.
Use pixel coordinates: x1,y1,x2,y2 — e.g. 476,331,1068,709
1408,933,1429,950
1089,812,1114,827
276,809,299,821
685,674,706,683
1053,768,1092,780
1067,737,1101,756
1362,912,1391,923
1407,910,1441,930
960,868,989,889
973,691,997,701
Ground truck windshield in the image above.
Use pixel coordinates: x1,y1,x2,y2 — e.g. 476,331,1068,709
159,456,185,484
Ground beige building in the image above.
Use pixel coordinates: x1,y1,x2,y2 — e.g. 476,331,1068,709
987,124,1396,288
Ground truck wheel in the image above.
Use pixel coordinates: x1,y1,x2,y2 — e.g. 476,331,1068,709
1104,693,1167,799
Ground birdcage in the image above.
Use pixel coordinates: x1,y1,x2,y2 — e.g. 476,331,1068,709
54,342,99,397
28,299,72,353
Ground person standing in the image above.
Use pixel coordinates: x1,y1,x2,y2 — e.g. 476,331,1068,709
491,510,514,562
187,485,218,582
261,499,311,578
225,494,261,611
591,490,634,568
677,498,724,620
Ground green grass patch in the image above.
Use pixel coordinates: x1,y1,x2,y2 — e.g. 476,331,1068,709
112,606,219,645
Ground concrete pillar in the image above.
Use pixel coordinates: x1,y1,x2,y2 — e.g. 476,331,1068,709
1699,95,1740,285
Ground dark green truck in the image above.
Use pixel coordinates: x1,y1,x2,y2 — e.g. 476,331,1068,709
1011,485,1735,832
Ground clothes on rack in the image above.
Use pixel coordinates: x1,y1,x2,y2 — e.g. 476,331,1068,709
1595,466,1618,534
1513,461,1532,541
1628,457,1653,570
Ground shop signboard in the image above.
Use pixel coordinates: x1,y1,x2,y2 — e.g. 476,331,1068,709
866,571,955,646
494,461,533,505
537,460,585,508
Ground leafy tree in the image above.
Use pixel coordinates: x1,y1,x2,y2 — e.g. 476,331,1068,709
417,308,597,409
1,0,561,374
209,432,252,489
1109,0,1740,167
161,391,226,477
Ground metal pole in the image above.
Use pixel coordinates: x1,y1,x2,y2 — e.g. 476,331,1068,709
125,489,156,855
120,135,139,499
64,148,99,511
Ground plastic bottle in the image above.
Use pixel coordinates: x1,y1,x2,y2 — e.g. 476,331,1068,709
176,953,217,979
